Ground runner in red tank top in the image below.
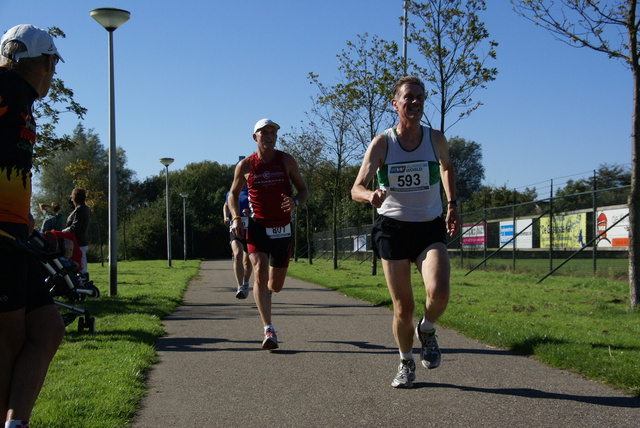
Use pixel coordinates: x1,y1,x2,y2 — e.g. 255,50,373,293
247,150,292,228
228,118,308,350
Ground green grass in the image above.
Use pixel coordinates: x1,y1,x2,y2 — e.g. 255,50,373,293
30,257,638,427
286,258,640,397
452,256,629,281
31,260,200,428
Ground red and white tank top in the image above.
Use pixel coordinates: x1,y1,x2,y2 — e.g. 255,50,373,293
247,150,292,227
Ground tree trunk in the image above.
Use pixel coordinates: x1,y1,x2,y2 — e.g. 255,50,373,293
332,191,338,270
306,203,313,265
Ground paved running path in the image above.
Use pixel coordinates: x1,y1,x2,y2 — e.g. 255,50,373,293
131,260,639,427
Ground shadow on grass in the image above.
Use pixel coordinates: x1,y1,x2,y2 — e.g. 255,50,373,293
67,294,183,319
510,335,568,356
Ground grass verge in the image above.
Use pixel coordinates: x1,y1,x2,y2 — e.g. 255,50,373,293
31,260,200,428
286,258,640,397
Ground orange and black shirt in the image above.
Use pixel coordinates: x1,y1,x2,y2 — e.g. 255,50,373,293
0,67,38,225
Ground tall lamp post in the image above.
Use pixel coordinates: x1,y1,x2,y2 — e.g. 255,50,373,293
159,158,174,267
90,7,130,296
180,192,188,261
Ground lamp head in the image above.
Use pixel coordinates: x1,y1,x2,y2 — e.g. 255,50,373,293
90,8,131,31
159,158,174,167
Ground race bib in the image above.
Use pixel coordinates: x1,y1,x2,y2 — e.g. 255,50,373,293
388,161,430,193
266,223,291,239
229,217,249,232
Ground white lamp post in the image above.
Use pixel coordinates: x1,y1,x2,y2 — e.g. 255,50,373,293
159,158,174,267
90,7,130,296
180,192,188,261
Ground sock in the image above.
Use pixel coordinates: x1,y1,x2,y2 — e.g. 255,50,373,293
6,421,29,428
419,317,435,332
264,324,274,333
400,351,414,361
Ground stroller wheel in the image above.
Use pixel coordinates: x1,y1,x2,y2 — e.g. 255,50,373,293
62,312,77,327
89,285,100,298
77,315,96,333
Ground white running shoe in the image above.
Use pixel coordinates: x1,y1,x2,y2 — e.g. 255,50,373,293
391,358,416,388
235,283,248,299
262,327,278,350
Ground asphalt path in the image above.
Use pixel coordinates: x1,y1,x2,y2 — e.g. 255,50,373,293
131,260,639,427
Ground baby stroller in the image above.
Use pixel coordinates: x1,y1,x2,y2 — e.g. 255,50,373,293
28,229,98,332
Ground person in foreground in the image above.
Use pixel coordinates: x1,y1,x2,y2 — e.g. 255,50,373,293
351,76,460,388
0,24,66,427
223,185,252,299
228,118,308,350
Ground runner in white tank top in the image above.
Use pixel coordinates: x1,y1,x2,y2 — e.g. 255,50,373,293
351,76,460,388
377,126,443,222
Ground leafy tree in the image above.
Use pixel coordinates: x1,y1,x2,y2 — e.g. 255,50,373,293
448,136,485,201
461,185,538,222
334,33,405,274
34,124,135,263
33,27,87,169
554,163,631,212
279,127,330,264
34,124,106,223
308,33,404,271
512,0,638,308
336,33,404,150
404,0,498,132
306,74,364,269
125,161,234,260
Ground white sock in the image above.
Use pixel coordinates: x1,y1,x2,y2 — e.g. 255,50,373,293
419,317,435,332
264,324,274,333
400,351,414,360
6,420,29,428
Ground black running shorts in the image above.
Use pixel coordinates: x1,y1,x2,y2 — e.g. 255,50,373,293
229,231,248,253
247,218,292,268
371,215,447,262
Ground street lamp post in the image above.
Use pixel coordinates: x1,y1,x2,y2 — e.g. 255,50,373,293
90,7,130,296
159,158,174,267
180,192,188,261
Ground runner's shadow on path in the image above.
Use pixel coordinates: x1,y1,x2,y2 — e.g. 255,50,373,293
426,383,640,408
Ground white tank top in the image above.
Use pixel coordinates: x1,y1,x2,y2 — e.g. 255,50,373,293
376,127,443,222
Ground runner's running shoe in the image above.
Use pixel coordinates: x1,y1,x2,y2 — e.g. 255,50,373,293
235,284,248,299
416,319,441,369
262,327,278,350
391,358,416,388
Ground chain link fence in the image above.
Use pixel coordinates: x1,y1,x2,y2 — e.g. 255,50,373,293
312,186,630,280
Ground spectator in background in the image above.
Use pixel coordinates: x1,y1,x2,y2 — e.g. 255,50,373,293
63,187,89,274
38,202,65,231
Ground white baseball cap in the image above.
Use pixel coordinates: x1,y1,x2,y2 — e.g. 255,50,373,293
253,118,280,133
1,24,64,63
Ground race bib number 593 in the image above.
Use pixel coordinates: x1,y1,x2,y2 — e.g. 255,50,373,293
388,162,430,192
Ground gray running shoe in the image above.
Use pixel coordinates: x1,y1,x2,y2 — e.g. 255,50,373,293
235,284,248,299
262,327,278,350
416,320,441,369
391,358,416,388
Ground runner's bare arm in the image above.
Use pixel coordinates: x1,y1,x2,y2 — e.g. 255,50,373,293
351,134,387,208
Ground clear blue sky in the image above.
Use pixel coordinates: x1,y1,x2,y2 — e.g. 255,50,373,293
2,0,632,195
